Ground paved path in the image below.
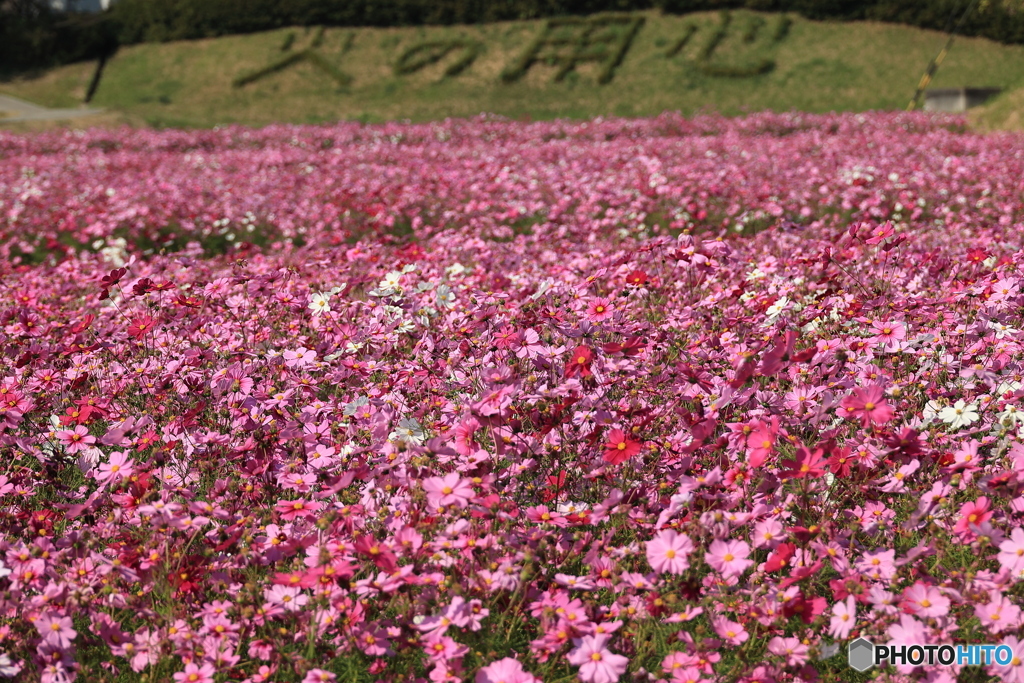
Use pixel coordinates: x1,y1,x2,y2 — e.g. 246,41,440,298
0,94,104,123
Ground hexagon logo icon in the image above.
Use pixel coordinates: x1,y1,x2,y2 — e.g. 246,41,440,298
848,637,875,672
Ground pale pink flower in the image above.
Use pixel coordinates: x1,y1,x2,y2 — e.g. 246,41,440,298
302,670,337,683
263,584,308,612
646,530,694,575
475,657,540,683
992,636,1024,683
767,636,810,666
999,528,1024,575
95,450,133,485
712,616,748,646
36,613,76,649
422,473,475,509
566,634,628,683
173,662,216,683
705,539,753,578
283,347,316,367
901,582,950,619
976,592,1022,634
828,596,856,640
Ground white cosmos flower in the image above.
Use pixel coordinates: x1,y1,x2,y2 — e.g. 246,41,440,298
989,320,1019,339
436,284,456,310
0,651,19,678
922,400,945,424
938,400,980,430
998,404,1024,428
765,296,790,321
390,417,425,445
308,292,332,316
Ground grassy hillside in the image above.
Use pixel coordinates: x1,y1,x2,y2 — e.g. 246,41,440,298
3,9,1024,128
971,83,1024,131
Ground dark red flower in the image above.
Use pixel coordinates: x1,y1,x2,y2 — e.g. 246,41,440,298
625,269,648,286
764,543,795,572
564,345,595,379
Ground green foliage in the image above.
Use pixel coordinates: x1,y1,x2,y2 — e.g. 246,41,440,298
393,39,483,77
0,4,118,76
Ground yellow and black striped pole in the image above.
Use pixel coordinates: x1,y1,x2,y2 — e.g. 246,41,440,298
907,0,979,111
907,42,953,111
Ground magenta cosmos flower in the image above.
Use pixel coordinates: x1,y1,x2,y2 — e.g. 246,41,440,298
646,530,694,575
839,385,894,427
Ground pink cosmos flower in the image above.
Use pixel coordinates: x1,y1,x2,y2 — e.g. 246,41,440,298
828,596,856,640
905,581,950,618
263,584,308,612
976,592,1022,634
423,634,469,662
36,613,76,649
954,496,993,538
993,636,1024,683
839,384,894,427
422,473,475,509
173,662,216,683
475,658,540,683
303,670,337,683
767,636,810,666
566,634,629,683
275,498,321,521
745,416,779,468
284,347,316,367
516,328,545,359
646,530,694,575
586,298,614,323
868,320,906,349
356,627,392,657
705,539,753,578
779,446,827,479
95,450,133,485
56,425,95,455
863,220,895,245
999,527,1024,575
711,616,749,646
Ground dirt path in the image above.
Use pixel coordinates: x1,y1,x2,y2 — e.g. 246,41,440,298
0,94,104,123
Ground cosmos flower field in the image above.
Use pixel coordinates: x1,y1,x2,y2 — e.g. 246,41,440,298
4,111,1024,683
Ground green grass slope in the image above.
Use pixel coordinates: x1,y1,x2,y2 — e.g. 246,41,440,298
2,9,1023,128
